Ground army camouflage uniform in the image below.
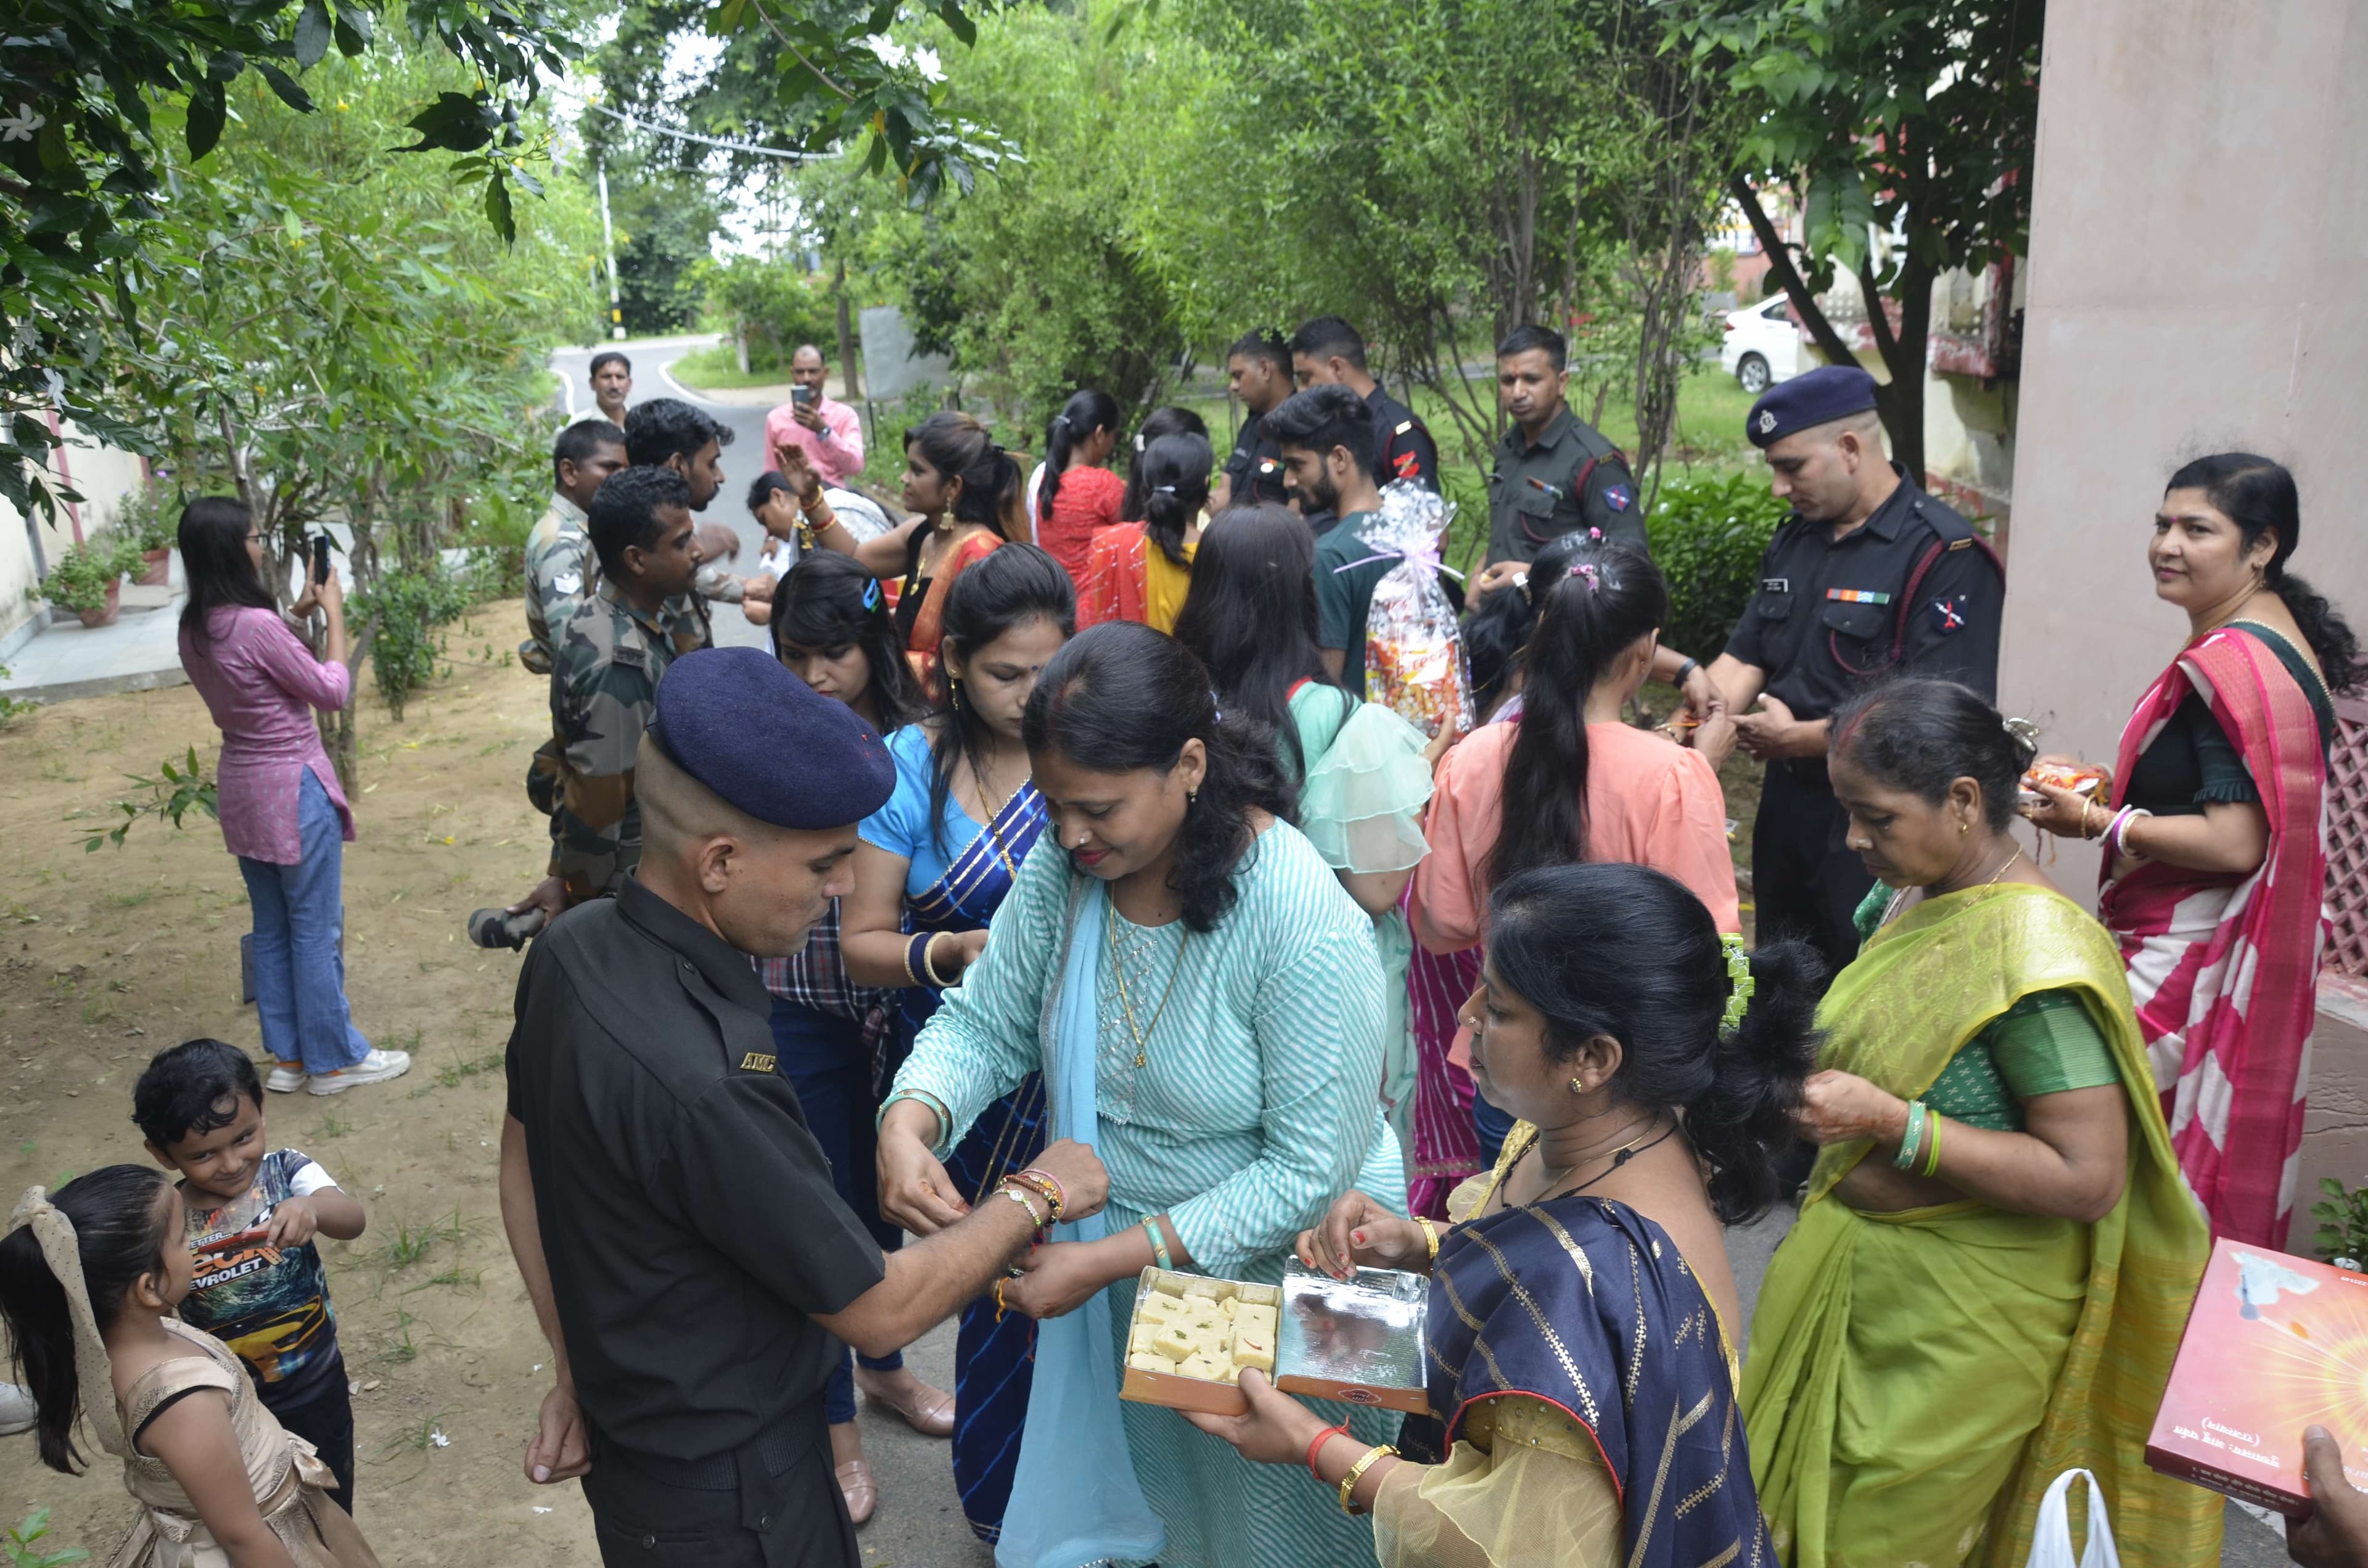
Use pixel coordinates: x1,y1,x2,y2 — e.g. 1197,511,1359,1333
545,579,686,903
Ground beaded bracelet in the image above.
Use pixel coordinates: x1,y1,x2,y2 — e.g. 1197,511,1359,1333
1339,1445,1398,1514
1143,1215,1174,1270
1923,1114,1944,1178
997,1182,1049,1229
1894,1100,1928,1170
1012,1167,1067,1222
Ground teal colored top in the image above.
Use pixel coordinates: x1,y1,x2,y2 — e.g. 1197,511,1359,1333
894,818,1393,1276
1852,885,2119,1131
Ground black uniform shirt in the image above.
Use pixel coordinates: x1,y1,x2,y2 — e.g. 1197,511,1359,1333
1364,385,1439,490
1221,411,1289,506
1484,406,1642,564
1722,465,2003,722
505,875,886,1462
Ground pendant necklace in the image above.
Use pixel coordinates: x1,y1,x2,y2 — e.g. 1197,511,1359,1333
1109,913,1188,1069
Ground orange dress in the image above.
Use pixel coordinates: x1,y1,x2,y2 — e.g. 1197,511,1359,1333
902,528,1004,681
1410,720,1737,1069
1077,524,1196,634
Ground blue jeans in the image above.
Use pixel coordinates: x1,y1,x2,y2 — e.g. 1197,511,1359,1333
1471,1085,1516,1171
237,771,371,1075
773,1003,902,1426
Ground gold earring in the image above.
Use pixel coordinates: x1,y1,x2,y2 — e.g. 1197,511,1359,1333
1186,787,1198,807
1569,1076,1587,1095
1960,818,1970,836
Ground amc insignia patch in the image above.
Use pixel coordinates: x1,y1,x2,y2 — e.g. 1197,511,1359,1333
739,1051,777,1073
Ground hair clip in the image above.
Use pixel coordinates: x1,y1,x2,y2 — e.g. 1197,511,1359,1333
1576,562,1601,591
1054,414,1072,428
1719,933,1755,1033
861,578,882,612
1211,691,1224,723
1587,527,1603,541
1154,484,1178,495
2002,715,2040,747
1133,433,1146,452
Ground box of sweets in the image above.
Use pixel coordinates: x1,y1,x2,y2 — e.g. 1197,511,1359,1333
2146,1238,2368,1517
1119,1262,1431,1418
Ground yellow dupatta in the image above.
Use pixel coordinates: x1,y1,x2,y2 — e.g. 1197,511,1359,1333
1741,883,2216,1567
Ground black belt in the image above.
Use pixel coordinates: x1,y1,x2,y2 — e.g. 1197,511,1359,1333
596,1398,824,1492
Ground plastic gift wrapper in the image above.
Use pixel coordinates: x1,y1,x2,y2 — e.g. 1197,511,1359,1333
2145,1237,2368,1517
1350,480,1474,740
1119,1262,1431,1418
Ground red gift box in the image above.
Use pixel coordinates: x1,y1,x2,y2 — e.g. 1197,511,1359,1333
2146,1237,2368,1517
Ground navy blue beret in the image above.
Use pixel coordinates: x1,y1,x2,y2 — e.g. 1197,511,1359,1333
649,647,895,830
1746,364,1880,448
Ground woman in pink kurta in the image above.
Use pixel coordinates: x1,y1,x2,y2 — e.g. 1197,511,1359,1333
1410,543,1737,1113
175,498,409,1096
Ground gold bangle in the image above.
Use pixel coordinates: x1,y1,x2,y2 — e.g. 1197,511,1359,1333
1415,1216,1441,1263
922,930,956,988
1338,1443,1397,1514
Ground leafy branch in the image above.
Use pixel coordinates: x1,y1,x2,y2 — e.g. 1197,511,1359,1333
79,749,221,854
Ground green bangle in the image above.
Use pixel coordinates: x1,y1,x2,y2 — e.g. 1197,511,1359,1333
876,1088,952,1148
1894,1100,1927,1170
1923,1113,1944,1178
1142,1216,1173,1271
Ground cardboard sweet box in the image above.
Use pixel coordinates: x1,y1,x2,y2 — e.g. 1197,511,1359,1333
2147,1238,2368,1517
1118,1262,1431,1418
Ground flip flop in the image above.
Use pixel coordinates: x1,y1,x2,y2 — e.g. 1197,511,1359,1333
836,1457,878,1525
861,1377,956,1438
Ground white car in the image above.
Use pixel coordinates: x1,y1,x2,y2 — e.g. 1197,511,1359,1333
1720,297,1800,394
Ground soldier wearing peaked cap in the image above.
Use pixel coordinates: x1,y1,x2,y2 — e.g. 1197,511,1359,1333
501,645,1110,1568
1700,364,2005,979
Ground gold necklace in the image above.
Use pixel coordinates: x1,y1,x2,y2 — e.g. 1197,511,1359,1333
1108,913,1189,1069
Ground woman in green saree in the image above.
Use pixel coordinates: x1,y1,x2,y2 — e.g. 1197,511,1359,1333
1741,678,2217,1568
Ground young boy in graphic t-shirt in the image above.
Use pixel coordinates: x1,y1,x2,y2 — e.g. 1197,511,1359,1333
133,1038,368,1508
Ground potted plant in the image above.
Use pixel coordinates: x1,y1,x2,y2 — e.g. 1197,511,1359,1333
42,537,136,628
123,490,175,586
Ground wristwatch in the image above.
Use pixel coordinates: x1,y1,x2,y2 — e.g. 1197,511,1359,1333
1674,656,1700,686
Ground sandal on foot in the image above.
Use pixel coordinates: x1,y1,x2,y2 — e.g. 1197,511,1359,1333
863,1377,956,1438
836,1458,878,1525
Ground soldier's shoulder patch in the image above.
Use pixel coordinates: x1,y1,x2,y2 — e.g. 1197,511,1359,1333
1393,420,1415,437
738,1051,776,1074
1602,483,1633,512
612,642,648,670
551,570,582,596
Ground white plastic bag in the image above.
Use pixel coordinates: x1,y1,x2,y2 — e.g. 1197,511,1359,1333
2026,1467,2120,1568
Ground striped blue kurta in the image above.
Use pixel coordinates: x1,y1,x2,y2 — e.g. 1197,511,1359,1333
897,819,1405,1566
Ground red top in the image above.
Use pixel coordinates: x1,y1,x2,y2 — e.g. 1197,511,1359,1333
1035,464,1125,585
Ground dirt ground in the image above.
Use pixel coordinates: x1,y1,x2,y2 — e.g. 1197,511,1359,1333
0,610,601,1562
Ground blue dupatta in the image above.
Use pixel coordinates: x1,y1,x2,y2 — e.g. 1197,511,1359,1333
1429,1196,1772,1568
993,879,1166,1568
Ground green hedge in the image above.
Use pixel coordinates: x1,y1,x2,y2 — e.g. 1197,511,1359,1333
1646,469,1791,663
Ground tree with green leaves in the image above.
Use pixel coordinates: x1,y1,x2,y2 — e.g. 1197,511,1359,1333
1669,0,2043,478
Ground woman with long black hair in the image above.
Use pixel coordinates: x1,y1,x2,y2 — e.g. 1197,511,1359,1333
839,543,1075,1544
1078,430,1212,633
1118,405,1211,523
1173,503,1434,1167
1413,540,1736,1165
1034,388,1125,585
877,622,1405,1568
175,498,408,1096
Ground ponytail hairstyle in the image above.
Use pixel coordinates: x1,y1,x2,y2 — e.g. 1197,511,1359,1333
1038,388,1122,530
1460,528,1606,719
0,1164,178,1473
930,542,1077,852
1023,621,1297,933
1121,406,1212,522
1488,863,1821,1224
1135,432,1214,568
770,551,927,734
1486,540,1670,892
2166,453,2361,692
177,496,275,651
1172,503,1336,781
1827,677,2035,832
908,410,1026,541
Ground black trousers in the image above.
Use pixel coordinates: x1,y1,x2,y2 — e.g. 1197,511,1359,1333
1751,758,1876,988
584,1402,856,1568
265,1352,355,1513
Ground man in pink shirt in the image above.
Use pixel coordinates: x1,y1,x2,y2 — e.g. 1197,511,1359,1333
765,343,866,488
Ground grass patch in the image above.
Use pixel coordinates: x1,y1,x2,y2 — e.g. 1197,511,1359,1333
668,342,797,392
379,1210,468,1271
435,1051,505,1089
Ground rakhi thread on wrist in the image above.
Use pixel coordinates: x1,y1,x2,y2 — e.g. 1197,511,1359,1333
1013,1167,1067,1221
1305,1423,1349,1479
996,1182,1048,1229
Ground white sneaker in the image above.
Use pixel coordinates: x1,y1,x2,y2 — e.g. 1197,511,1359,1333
265,1062,307,1094
0,1381,36,1436
305,1048,413,1096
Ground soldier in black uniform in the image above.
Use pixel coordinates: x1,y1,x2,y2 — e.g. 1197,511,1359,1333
501,646,1108,1568
1702,365,2004,979
1214,328,1294,511
1483,324,1642,564
1289,314,1439,489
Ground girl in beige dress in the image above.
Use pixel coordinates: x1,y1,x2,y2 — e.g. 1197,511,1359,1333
1,1166,376,1568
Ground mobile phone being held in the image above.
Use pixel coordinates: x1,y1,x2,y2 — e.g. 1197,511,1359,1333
311,534,331,586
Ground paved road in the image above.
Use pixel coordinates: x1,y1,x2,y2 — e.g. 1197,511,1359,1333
548,334,790,656
542,336,2291,1568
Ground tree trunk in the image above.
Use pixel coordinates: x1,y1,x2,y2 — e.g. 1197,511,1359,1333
834,258,862,401
735,327,752,376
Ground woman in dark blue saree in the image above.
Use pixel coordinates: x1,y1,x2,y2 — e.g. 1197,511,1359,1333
1186,863,1814,1567
843,543,1075,1542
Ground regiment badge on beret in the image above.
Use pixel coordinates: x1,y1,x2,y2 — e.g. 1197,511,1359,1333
1757,410,1778,435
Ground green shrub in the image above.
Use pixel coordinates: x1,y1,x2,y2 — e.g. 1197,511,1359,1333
453,488,540,602
1646,470,1791,663
350,565,472,720
37,536,138,614
696,255,836,377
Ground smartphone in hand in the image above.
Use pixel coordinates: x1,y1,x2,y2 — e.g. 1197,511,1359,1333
791,384,816,408
311,535,331,586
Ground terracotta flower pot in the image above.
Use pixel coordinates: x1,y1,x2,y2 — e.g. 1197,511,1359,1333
76,580,122,630
137,548,170,587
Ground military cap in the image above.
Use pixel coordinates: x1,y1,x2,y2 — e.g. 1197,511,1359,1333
1746,364,1880,448
648,646,895,829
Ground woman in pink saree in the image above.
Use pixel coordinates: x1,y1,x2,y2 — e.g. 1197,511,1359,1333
2025,454,2357,1246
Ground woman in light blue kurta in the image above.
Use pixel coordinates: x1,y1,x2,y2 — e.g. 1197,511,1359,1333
879,620,1404,1568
